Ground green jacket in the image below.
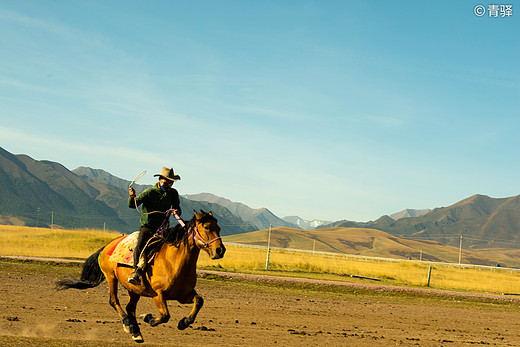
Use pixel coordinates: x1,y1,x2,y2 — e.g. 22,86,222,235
128,183,181,231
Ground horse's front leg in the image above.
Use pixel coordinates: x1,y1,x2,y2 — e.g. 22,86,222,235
142,291,171,327
177,290,204,330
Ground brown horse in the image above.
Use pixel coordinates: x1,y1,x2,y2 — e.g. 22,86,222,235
56,210,225,343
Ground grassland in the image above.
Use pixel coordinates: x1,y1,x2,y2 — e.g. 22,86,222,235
0,225,121,258
197,244,520,294
224,226,520,267
2,225,520,295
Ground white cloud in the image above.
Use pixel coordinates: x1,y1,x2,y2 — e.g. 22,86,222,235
0,9,74,37
0,126,165,177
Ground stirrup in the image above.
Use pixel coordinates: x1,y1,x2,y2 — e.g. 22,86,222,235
128,270,141,284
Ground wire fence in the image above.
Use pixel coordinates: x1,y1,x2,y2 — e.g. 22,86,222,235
20,210,520,273
224,242,520,274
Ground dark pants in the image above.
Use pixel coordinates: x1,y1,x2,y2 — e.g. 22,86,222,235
133,225,153,270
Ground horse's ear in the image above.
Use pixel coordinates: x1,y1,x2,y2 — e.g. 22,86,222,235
194,210,202,220
208,211,213,216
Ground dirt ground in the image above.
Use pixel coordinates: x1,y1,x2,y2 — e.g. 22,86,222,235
2,259,520,346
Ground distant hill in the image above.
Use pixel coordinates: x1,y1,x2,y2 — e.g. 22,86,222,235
0,147,256,235
389,208,431,220
0,146,134,231
3,146,520,259
71,166,257,236
184,193,295,230
224,226,519,267
326,194,520,249
73,166,150,194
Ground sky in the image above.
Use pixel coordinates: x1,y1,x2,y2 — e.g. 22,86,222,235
0,1,518,222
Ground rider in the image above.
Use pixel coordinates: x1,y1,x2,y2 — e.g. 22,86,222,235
127,167,182,285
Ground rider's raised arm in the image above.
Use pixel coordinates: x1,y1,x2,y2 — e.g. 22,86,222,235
128,187,147,209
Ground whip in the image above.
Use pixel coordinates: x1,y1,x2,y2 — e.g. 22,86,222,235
129,170,149,216
129,170,147,188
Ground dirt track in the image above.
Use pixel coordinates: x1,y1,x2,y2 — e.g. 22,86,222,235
2,257,520,346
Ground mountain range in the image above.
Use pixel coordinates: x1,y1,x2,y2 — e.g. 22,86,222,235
0,146,423,232
389,208,431,220
2,146,520,255
321,194,520,249
184,193,296,230
0,147,256,235
73,170,329,231
282,215,333,229
73,166,150,195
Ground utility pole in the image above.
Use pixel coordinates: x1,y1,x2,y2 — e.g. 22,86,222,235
51,211,54,229
36,207,40,228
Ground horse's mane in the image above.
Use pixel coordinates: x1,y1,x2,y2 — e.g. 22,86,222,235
160,211,217,247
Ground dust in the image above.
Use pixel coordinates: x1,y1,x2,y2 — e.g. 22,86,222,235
20,323,58,338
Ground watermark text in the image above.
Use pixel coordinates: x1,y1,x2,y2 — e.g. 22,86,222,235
474,4,513,17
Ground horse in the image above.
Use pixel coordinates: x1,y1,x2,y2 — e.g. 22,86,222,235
56,210,225,343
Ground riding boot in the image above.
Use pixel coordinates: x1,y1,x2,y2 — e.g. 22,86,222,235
128,268,141,285
128,225,152,285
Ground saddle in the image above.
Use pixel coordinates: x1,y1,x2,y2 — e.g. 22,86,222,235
107,232,163,267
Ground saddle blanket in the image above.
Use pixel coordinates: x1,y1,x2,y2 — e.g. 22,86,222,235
108,231,139,266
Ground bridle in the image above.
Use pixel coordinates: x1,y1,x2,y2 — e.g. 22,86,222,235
174,213,221,248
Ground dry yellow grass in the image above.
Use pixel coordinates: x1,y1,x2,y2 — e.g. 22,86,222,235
224,227,520,267
0,225,121,258
2,225,520,294
198,244,520,294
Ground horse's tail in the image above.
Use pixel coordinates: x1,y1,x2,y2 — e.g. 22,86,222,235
56,246,106,290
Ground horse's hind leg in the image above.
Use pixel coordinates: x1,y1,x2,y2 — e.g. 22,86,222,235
178,290,204,330
107,274,132,334
126,291,143,342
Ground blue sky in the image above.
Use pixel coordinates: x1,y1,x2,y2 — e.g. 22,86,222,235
0,1,518,222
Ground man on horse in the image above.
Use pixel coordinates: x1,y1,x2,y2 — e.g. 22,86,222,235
127,167,182,285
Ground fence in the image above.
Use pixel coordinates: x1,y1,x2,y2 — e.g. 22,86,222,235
225,242,520,274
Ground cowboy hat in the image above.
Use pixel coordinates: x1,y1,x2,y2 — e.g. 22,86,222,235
153,167,181,182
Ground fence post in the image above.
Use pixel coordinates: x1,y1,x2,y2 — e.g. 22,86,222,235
265,224,272,271
427,266,432,287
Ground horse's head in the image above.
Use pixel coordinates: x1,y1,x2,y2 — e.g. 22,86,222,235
191,210,226,259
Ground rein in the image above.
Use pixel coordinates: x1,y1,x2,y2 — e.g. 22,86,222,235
155,209,173,235
174,213,221,248
174,213,185,228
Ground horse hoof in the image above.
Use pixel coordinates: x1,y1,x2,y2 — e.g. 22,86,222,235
123,324,131,333
177,317,190,330
132,334,144,343
139,313,153,324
